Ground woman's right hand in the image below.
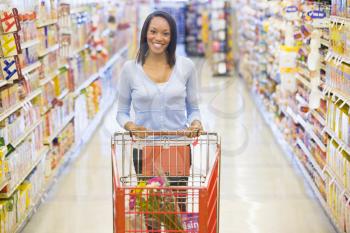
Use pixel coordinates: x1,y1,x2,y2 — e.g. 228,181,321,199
124,122,148,138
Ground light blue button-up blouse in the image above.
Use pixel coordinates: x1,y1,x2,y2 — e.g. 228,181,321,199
116,56,201,130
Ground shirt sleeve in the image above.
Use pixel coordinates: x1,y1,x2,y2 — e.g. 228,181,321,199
186,61,201,125
116,63,132,128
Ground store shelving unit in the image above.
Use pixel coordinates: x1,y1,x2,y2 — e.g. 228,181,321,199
11,119,43,148
0,89,42,122
73,46,127,97
251,92,344,233
209,1,234,76
185,1,207,56
22,61,41,75
0,146,50,199
21,39,40,50
237,1,350,232
0,1,134,232
44,113,75,144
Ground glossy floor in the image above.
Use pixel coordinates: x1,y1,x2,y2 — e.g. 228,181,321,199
22,58,336,233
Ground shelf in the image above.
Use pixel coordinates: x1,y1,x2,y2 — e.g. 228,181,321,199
320,38,329,48
324,165,350,198
0,146,49,199
294,155,345,233
312,110,326,126
11,119,43,148
39,63,69,86
70,6,87,14
44,113,74,144
36,19,58,28
325,126,350,155
326,50,350,65
324,86,350,106
58,89,69,100
0,80,9,88
74,73,99,97
283,106,299,123
0,180,8,194
251,92,345,233
296,94,308,106
297,115,327,152
296,138,326,181
38,44,60,57
22,61,41,75
39,70,61,86
69,44,88,57
13,142,78,233
296,73,312,89
0,89,42,122
330,15,350,24
12,92,117,232
74,46,127,96
21,39,40,49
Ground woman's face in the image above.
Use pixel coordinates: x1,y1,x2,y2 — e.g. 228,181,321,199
147,16,171,55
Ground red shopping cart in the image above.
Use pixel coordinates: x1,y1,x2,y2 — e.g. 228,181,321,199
111,131,221,233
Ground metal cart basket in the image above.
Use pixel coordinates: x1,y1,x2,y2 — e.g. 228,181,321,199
111,131,221,233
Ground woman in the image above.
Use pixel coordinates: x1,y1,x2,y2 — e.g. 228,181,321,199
117,10,202,230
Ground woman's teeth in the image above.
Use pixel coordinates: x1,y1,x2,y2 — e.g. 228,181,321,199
153,43,162,49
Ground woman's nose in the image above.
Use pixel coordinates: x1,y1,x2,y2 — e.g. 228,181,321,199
155,33,163,41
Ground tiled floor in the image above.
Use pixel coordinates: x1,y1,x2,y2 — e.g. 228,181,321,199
22,58,336,233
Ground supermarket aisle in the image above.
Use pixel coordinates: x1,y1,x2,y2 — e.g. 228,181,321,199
22,58,336,233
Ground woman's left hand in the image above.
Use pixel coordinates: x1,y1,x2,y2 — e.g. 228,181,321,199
186,120,203,138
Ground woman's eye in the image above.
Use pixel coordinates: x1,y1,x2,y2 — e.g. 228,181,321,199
164,32,170,36
150,30,156,34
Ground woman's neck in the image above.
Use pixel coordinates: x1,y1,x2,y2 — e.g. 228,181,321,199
145,51,168,65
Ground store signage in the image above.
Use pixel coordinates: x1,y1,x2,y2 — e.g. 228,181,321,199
307,10,326,19
0,33,21,57
285,6,298,13
0,9,21,34
0,56,21,81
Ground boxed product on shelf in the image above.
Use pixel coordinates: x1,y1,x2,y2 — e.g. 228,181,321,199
18,12,37,43
85,80,101,119
327,99,350,145
42,94,73,141
327,140,350,189
0,104,40,147
27,157,46,203
16,182,30,221
327,60,350,95
1,196,16,232
45,121,74,175
3,125,43,191
19,43,39,68
331,0,347,17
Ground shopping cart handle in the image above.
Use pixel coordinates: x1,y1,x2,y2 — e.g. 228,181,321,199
130,130,207,137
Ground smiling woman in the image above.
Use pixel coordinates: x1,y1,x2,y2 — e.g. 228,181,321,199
116,10,203,232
